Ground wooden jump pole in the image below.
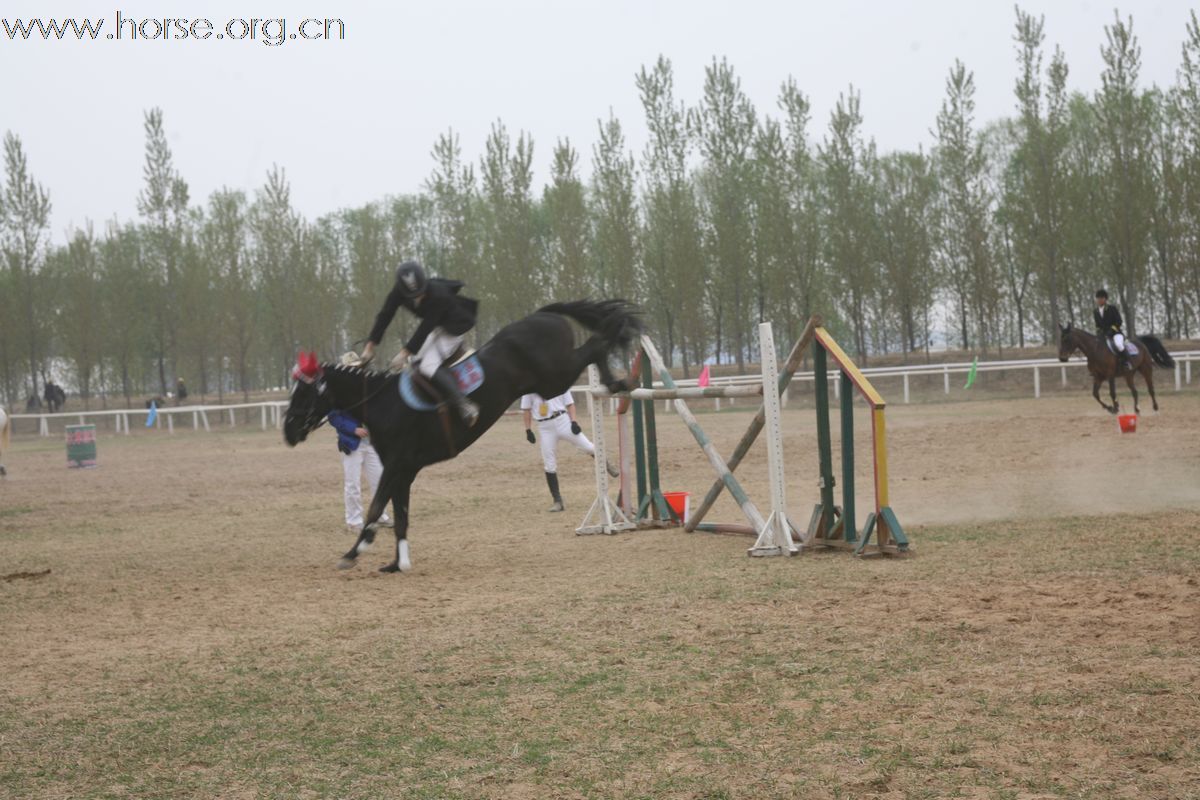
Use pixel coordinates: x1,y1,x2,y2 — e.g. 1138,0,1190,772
639,336,769,536
637,348,672,524
686,316,820,534
806,327,910,555
577,364,636,535
747,323,798,557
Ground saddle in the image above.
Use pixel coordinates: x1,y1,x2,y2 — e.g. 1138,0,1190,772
1106,338,1138,357
398,348,484,412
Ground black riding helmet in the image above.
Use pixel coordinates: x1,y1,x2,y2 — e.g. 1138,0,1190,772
395,261,428,299
1095,289,1108,300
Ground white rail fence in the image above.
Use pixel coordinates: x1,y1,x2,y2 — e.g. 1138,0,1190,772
10,351,1199,437
12,401,290,437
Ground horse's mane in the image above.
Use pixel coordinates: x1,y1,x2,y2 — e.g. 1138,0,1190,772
321,362,395,383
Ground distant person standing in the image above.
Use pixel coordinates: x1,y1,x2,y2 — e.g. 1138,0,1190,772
175,378,188,406
521,390,617,512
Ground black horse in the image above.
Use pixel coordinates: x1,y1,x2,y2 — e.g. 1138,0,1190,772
283,299,641,573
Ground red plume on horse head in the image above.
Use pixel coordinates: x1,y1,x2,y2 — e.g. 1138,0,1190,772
292,350,322,381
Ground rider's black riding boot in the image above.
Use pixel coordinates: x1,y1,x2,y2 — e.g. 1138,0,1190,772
545,471,564,512
1122,355,1134,374
431,365,479,427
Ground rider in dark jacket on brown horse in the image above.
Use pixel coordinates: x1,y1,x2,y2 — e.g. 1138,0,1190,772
1093,289,1132,373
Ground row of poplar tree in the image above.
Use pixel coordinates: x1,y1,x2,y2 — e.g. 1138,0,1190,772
2,8,1199,408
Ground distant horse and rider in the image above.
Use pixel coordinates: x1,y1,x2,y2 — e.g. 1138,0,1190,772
284,260,640,574
1058,289,1175,415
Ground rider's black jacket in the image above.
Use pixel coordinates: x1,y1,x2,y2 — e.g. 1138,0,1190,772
368,277,479,353
1094,303,1123,337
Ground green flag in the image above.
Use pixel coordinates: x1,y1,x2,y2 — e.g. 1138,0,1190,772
963,357,978,389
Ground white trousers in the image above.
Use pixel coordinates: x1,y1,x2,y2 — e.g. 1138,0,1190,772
1111,332,1126,353
342,442,389,527
415,327,465,378
538,413,594,473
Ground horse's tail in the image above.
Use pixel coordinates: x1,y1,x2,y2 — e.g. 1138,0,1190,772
1140,335,1175,369
539,299,643,355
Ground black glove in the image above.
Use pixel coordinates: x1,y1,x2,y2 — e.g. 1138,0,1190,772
526,429,536,444
338,441,352,455
570,420,582,435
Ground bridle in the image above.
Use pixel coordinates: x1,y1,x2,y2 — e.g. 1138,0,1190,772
287,363,395,439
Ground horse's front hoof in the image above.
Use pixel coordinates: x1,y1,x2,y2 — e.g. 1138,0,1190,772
607,380,631,394
337,557,357,570
379,563,400,573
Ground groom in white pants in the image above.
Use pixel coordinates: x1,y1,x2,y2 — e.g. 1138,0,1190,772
521,390,616,512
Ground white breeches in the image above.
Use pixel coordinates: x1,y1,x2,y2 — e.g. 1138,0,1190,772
1111,333,1126,353
538,413,594,473
415,328,465,378
342,442,388,526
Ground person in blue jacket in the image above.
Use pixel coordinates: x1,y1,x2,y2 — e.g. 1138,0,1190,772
328,410,390,533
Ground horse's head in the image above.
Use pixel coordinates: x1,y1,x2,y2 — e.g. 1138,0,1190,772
283,351,331,446
1057,323,1076,362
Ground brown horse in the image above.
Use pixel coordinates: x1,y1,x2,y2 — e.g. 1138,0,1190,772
1058,324,1175,414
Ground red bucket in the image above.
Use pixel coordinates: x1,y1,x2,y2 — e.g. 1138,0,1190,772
1117,414,1137,433
663,491,690,523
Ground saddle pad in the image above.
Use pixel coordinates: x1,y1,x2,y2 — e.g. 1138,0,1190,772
399,354,485,412
1109,340,1139,356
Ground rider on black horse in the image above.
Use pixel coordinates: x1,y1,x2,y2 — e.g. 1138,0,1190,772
1093,289,1133,374
357,261,481,427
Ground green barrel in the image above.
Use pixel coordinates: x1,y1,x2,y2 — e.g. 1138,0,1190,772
66,424,97,468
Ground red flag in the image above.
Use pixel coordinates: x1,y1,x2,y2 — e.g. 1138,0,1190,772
698,364,711,387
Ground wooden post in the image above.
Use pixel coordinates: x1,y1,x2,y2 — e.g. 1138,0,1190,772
638,349,671,523
640,336,767,535
813,344,836,538
687,318,818,532
577,365,636,535
903,373,910,404
631,352,649,515
840,370,857,545
748,323,796,557
1033,365,1040,398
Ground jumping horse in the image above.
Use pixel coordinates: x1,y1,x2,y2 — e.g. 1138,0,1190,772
283,299,641,573
1057,323,1175,414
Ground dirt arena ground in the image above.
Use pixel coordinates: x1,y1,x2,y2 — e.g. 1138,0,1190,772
2,390,1199,799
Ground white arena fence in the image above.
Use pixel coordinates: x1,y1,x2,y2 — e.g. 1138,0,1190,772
10,350,1199,437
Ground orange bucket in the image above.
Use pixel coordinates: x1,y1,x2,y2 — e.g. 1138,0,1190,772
1117,414,1137,433
663,491,690,523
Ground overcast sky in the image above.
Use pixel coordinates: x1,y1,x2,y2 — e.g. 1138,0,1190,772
3,1,1196,243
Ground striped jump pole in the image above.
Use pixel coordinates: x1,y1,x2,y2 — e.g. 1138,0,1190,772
576,365,637,536
639,336,769,538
